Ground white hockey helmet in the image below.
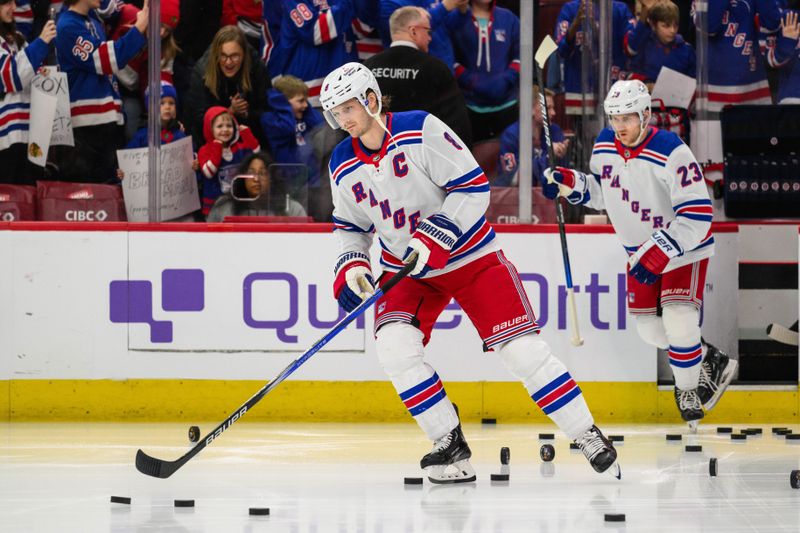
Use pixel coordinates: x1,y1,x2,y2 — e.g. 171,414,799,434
320,62,383,129
604,79,651,122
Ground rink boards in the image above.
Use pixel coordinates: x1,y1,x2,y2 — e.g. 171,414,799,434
0,222,795,422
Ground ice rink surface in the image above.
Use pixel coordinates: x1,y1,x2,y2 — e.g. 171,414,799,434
1,422,799,532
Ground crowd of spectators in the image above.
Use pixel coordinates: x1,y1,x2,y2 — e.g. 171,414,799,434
0,0,798,223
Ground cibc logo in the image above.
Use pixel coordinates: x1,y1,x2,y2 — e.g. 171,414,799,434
109,269,204,342
66,209,108,221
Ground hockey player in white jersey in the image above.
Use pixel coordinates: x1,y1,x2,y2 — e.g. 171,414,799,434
544,80,736,429
320,62,619,483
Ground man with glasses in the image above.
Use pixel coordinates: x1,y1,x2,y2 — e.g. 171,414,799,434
365,6,471,145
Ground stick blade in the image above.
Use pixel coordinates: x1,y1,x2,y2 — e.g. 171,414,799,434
535,35,558,69
136,449,177,479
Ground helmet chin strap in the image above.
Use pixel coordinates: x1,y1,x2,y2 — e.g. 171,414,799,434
363,96,398,177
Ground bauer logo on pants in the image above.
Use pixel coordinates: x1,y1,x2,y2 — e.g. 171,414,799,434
109,269,205,343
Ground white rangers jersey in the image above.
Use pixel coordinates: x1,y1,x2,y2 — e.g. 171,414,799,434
329,111,497,276
587,127,714,271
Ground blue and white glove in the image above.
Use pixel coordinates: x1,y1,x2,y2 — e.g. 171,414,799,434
333,251,375,312
628,230,683,285
404,213,462,278
542,166,592,205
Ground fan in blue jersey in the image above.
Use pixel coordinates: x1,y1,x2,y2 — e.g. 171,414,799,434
544,80,737,430
320,62,620,483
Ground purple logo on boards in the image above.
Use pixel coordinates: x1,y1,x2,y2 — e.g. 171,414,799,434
109,269,204,343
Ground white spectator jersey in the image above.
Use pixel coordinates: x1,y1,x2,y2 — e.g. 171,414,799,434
329,111,497,276
587,127,714,271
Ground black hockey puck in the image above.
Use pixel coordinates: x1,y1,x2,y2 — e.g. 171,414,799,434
540,443,555,462
685,445,702,452
742,428,760,436
569,442,580,450
666,434,682,441
110,496,131,505
500,446,510,465
188,425,200,443
709,458,718,477
490,473,510,481
604,513,625,522
481,418,497,425
174,500,195,508
609,435,624,442
791,470,800,489
404,477,423,485
772,427,788,434
249,507,270,516
716,427,733,434
785,433,800,440
538,433,555,440
731,433,747,440
776,429,793,436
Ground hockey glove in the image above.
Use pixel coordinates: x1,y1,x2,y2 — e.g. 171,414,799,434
404,213,462,278
628,230,683,285
333,251,375,312
543,166,591,205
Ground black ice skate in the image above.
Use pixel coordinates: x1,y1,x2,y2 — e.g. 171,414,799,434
698,341,737,411
420,425,476,484
574,425,620,479
675,387,704,432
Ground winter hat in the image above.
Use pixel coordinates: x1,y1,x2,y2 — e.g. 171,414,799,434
161,0,180,30
144,81,179,111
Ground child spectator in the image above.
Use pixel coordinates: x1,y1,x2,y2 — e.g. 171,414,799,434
495,87,569,191
55,0,148,183
625,1,695,87
446,0,521,141
0,0,55,184
261,75,323,187
197,105,260,216
125,82,187,149
207,152,307,221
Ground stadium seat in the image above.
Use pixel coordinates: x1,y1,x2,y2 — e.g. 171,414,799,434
0,185,37,221
36,181,127,222
470,138,501,181
486,186,557,224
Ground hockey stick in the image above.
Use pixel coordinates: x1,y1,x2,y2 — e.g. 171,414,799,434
135,254,418,479
535,35,584,347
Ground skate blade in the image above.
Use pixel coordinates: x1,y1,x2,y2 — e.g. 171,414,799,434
703,358,738,411
605,462,622,480
426,459,477,484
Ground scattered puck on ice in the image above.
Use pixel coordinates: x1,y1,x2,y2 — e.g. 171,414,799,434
785,434,800,440
791,470,800,489
481,418,497,425
609,435,624,442
742,428,760,436
776,429,792,436
709,458,718,477
772,427,789,434
174,500,195,508
685,445,702,452
490,473,510,481
666,434,682,441
188,426,200,443
716,427,733,434
604,514,625,522
540,444,555,462
747,428,763,434
538,433,555,440
500,446,510,465
110,496,131,505
731,433,747,441
569,442,580,450
249,508,270,516
404,477,423,485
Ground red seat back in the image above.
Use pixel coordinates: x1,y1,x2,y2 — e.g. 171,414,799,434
36,181,127,222
486,186,557,224
0,185,37,221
